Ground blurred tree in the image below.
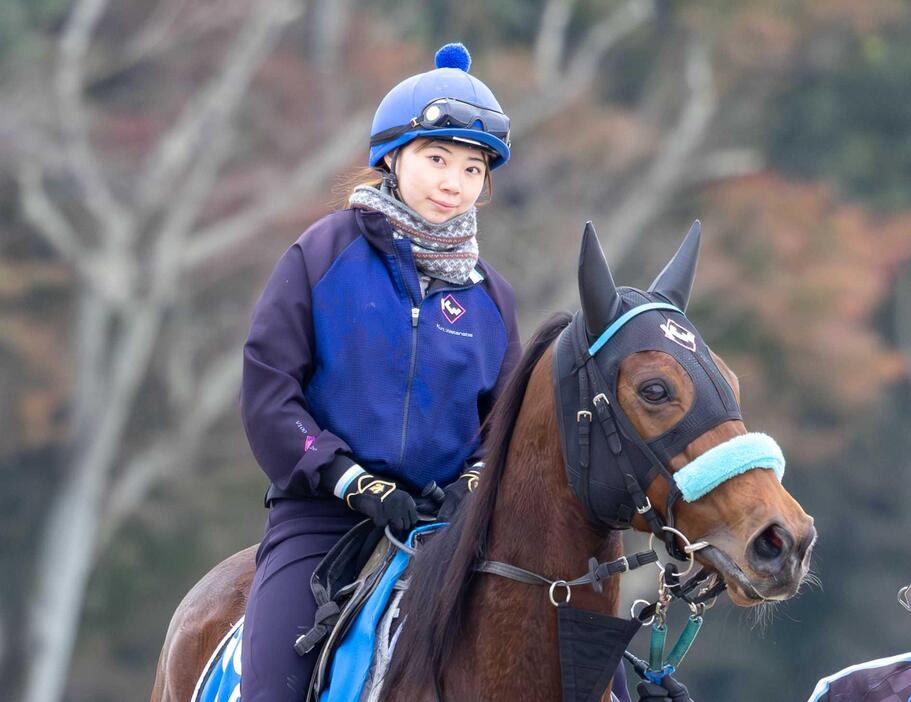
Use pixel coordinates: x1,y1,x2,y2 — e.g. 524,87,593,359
770,13,911,211
7,1,375,700
3,0,911,700
696,175,910,463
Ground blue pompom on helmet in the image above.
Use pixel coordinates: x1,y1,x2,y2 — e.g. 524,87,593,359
369,43,511,170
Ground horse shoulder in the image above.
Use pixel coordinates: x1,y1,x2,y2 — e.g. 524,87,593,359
151,544,257,702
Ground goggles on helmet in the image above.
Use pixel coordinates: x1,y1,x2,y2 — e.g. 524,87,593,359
369,97,511,148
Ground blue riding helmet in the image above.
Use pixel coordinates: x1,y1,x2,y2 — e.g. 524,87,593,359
369,43,511,170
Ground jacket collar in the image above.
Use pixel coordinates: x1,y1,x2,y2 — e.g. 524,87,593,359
353,207,396,254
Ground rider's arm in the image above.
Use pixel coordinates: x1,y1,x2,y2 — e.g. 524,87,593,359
241,234,355,498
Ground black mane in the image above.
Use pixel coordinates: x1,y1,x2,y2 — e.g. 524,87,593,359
383,312,572,696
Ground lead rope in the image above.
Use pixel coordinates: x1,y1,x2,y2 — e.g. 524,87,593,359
624,536,724,690
637,564,705,684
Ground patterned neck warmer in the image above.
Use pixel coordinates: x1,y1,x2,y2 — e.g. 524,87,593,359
348,185,478,285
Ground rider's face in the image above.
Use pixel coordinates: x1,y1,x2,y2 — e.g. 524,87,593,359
389,139,488,224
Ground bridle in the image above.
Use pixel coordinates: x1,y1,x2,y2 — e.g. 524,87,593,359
474,296,736,602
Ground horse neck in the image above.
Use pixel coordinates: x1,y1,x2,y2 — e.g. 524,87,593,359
485,348,621,612
445,349,621,699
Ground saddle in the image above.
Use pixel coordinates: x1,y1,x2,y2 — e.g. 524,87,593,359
190,522,442,702
304,522,445,702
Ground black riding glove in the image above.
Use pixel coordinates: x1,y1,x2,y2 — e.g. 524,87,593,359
635,674,692,702
343,473,418,533
437,465,481,522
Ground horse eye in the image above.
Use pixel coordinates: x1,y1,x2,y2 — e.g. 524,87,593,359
639,382,670,404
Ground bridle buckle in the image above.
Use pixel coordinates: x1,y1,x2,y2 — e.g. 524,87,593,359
576,410,592,423
593,393,610,407
636,497,653,515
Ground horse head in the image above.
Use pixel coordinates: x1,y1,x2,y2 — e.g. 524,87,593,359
559,220,816,606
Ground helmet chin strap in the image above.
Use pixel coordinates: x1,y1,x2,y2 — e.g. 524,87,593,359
381,149,401,200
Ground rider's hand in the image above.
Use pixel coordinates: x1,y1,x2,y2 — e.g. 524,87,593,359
437,465,481,522
635,675,692,702
344,473,418,533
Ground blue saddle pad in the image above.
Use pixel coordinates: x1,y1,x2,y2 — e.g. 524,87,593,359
192,619,243,702
319,523,444,702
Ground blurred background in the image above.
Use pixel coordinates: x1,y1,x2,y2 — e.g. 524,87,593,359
2,0,911,700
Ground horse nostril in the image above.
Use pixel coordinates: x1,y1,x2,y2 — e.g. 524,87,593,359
752,524,788,562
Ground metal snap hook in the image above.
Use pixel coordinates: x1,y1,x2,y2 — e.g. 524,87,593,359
549,580,571,607
630,598,654,626
899,585,911,612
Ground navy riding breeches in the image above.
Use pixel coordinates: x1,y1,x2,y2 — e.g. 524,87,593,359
240,498,360,701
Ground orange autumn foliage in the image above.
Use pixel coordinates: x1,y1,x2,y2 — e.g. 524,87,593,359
697,175,910,463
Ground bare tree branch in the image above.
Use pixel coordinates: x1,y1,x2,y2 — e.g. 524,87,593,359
563,0,654,91
87,0,259,86
99,346,243,546
597,40,716,258
690,148,765,185
549,39,717,312
88,0,190,83
163,304,196,414
533,0,576,87
19,0,356,702
137,0,305,219
150,125,237,303
311,0,352,72
182,109,371,270
16,162,88,270
23,295,163,702
514,0,656,138
56,0,134,244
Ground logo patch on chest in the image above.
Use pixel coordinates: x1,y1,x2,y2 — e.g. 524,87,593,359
441,294,466,324
660,319,697,352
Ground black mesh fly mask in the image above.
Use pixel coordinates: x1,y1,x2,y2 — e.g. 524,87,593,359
553,221,746,561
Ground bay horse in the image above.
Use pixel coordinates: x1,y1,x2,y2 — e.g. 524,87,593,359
151,221,816,701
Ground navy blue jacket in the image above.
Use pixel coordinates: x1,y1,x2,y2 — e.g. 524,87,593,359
241,207,521,503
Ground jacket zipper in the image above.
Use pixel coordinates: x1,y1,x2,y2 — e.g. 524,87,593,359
398,305,420,466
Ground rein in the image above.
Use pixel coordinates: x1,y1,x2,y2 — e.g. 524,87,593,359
476,549,659,604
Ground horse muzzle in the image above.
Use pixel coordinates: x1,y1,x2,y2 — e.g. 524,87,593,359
698,520,817,605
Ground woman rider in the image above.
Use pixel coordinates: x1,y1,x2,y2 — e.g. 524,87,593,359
238,43,523,700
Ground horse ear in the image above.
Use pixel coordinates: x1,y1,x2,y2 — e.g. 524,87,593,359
647,219,701,311
579,221,621,337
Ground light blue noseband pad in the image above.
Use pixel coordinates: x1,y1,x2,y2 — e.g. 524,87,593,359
673,432,785,503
